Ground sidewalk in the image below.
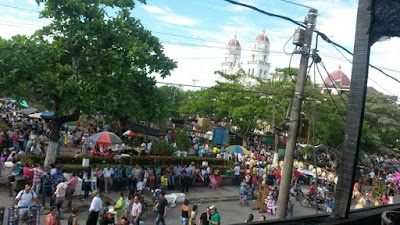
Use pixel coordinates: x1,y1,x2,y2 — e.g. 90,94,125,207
0,184,240,208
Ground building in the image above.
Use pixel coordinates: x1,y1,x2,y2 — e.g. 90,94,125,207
244,31,271,81
220,35,241,74
221,31,271,81
322,66,351,95
322,66,380,95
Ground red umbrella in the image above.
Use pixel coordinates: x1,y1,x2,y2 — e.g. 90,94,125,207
88,131,122,146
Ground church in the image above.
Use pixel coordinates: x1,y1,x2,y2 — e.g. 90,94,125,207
220,31,271,81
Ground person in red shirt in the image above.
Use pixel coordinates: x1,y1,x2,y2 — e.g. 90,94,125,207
23,162,32,179
46,206,60,225
308,182,316,196
104,149,113,158
274,169,281,186
12,130,20,152
381,193,389,205
293,169,300,185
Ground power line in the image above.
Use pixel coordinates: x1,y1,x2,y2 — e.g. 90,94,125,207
0,18,398,75
224,0,400,86
315,64,346,122
223,0,305,27
0,3,41,13
327,40,397,96
2,1,400,87
318,60,349,106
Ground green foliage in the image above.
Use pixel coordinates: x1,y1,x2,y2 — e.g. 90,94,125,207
151,140,177,156
300,146,314,155
0,0,176,166
175,129,192,152
157,86,185,119
364,92,400,152
275,67,299,78
179,70,278,142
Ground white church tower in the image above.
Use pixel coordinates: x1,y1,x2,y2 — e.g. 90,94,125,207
221,35,241,74
245,30,271,80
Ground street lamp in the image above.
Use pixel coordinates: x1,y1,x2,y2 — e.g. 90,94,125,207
192,79,199,91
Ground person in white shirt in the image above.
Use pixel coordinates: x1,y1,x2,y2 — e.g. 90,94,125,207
13,183,39,214
233,165,241,186
102,165,114,194
369,170,375,185
86,190,102,225
129,196,142,225
146,140,152,155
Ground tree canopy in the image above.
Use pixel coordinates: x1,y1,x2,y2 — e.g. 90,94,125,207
0,0,176,166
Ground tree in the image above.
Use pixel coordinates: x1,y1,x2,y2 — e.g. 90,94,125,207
0,0,176,167
180,70,276,146
157,85,185,119
175,129,192,152
363,92,400,152
275,67,300,81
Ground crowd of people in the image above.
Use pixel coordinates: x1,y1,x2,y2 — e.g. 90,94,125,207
0,104,399,224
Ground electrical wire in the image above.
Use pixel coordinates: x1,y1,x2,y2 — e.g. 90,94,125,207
224,0,400,86
315,64,346,122
315,30,400,84
312,32,319,216
327,40,398,96
2,0,400,91
318,60,349,106
286,46,298,83
1,15,400,80
0,3,41,12
224,0,305,28
283,32,296,55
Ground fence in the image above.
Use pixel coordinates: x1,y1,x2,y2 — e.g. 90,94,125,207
8,205,40,225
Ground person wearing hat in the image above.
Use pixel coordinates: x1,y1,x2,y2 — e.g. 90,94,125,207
100,206,116,225
86,190,102,225
208,205,220,225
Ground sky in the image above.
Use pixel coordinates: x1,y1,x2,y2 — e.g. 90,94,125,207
1,0,400,97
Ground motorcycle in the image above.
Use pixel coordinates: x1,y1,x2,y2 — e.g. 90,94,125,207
294,188,305,201
300,195,327,211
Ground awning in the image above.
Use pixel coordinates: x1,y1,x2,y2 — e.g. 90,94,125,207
41,111,55,118
22,107,38,115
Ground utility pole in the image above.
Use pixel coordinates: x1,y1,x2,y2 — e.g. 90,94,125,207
276,8,317,218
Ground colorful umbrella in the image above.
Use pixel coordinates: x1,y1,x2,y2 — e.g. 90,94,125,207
226,145,250,155
64,121,80,126
122,130,140,137
9,99,29,108
88,131,122,145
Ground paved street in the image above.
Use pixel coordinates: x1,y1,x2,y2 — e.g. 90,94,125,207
1,184,399,225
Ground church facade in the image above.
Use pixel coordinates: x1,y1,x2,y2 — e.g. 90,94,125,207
220,31,271,81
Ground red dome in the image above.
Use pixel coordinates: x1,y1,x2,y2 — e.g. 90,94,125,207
324,66,350,86
256,30,269,43
228,36,240,46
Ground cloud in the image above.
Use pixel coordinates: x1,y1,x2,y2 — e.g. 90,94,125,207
155,43,225,90
142,5,200,26
26,0,36,5
0,15,49,39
